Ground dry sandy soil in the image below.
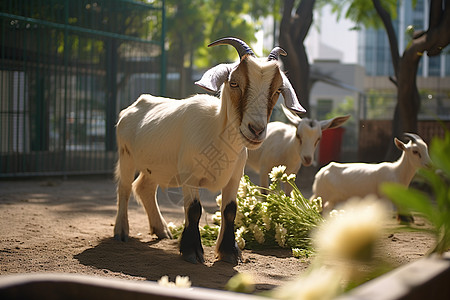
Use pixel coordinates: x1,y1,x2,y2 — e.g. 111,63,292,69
0,174,435,292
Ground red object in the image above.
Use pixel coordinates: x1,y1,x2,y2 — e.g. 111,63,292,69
319,127,345,165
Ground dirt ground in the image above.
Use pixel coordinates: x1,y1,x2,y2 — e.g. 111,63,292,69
0,174,435,292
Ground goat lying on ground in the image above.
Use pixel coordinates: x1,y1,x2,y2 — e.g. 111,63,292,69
113,37,304,264
311,133,431,219
246,104,349,192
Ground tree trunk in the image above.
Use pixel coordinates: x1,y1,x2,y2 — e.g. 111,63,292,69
279,0,316,117
374,0,450,160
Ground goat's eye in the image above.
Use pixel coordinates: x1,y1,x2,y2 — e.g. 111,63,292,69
413,150,422,158
276,88,282,94
297,135,302,145
230,82,239,88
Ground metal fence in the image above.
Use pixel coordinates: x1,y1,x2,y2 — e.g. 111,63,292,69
0,0,166,177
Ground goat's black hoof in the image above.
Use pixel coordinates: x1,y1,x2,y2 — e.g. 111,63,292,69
218,242,242,265
114,233,129,242
182,249,205,264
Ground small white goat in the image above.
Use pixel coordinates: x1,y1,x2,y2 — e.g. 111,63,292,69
113,37,304,264
311,133,431,217
246,104,349,191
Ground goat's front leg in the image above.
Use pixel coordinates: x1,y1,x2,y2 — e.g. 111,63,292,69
216,150,246,264
180,186,204,264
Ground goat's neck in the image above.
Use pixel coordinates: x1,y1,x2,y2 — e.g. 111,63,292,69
216,95,245,153
394,152,416,185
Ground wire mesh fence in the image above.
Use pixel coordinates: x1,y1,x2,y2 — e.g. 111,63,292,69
0,0,166,177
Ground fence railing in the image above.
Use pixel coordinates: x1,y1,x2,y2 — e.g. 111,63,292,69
0,0,166,177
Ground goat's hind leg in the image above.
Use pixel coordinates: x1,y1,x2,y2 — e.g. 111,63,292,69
114,155,135,241
180,186,204,264
133,172,172,239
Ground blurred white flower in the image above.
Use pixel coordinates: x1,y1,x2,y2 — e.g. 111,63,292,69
314,195,388,262
215,194,222,207
269,165,287,182
271,267,342,300
236,227,246,250
275,223,287,247
235,210,245,227
158,275,192,288
238,177,248,197
311,197,323,213
167,222,177,232
175,275,192,288
250,224,265,244
212,211,221,225
262,203,271,230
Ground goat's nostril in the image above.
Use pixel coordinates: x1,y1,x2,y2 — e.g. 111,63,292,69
248,124,265,137
303,156,312,165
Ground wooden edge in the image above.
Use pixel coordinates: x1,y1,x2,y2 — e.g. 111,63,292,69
0,273,264,300
336,252,450,300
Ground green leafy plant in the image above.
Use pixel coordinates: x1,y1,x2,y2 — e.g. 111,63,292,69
224,166,323,253
382,131,450,255
169,166,324,255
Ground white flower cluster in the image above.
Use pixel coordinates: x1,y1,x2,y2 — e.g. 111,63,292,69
157,275,192,288
235,227,246,250
249,223,265,244
275,223,287,247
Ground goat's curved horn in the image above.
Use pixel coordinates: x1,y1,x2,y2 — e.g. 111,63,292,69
208,37,255,59
268,47,287,61
404,133,421,143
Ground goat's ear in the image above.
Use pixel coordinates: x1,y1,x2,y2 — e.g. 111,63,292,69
195,63,235,93
280,72,306,114
320,115,351,131
394,138,407,151
281,104,301,126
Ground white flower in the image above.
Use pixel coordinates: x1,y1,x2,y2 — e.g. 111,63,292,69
158,275,192,288
215,194,222,207
311,197,323,213
212,211,221,225
238,177,248,197
235,227,246,250
167,222,177,232
269,165,287,182
235,210,245,227
262,204,271,230
314,195,388,262
275,223,287,247
251,224,265,244
328,209,345,219
158,275,175,287
271,267,342,300
175,275,192,288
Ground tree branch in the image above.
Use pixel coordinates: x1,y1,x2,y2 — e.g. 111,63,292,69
372,0,400,77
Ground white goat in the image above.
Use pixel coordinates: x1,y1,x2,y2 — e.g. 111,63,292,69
311,133,431,218
113,37,304,264
246,104,349,191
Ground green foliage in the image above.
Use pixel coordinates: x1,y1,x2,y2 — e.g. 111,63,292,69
329,0,397,29
166,0,276,69
234,167,324,252
381,131,450,255
169,166,324,255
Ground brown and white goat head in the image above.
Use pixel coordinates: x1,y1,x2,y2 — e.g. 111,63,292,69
195,37,305,150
